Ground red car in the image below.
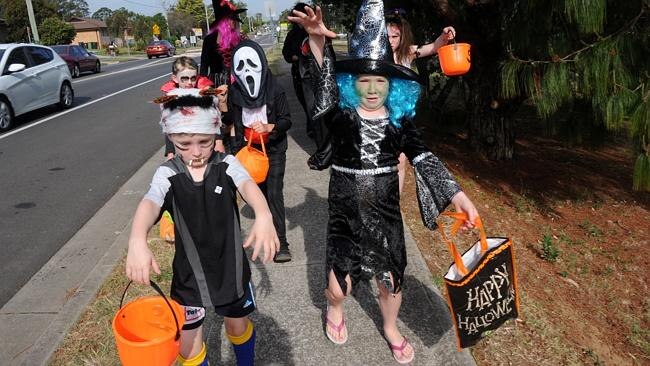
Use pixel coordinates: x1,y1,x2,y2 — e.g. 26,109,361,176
51,44,101,78
146,40,176,59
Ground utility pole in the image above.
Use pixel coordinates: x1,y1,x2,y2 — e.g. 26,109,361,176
160,0,172,39
25,0,40,43
204,2,210,31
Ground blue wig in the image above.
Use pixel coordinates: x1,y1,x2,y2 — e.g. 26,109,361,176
336,73,421,128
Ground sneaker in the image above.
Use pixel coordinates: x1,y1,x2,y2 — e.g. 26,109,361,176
274,246,292,263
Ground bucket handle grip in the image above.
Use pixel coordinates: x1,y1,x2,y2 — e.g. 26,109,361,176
446,29,458,50
119,280,181,341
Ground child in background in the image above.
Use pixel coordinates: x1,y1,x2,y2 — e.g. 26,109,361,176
161,56,227,160
127,88,279,366
385,9,456,193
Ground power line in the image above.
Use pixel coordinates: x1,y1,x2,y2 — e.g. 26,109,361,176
117,0,164,9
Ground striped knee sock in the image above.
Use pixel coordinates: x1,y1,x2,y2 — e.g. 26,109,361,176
227,321,256,366
177,342,209,366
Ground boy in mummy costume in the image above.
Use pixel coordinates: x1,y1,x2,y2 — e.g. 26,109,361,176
126,88,279,365
289,1,479,363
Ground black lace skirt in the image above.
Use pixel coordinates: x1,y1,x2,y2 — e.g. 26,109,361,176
326,168,406,294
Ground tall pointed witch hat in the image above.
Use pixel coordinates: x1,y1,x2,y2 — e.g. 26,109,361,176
212,0,247,23
336,0,421,83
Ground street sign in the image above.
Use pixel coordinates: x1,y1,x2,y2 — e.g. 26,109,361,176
153,24,161,35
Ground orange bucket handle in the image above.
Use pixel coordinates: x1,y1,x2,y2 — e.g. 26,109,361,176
446,30,459,49
119,280,181,341
246,129,267,157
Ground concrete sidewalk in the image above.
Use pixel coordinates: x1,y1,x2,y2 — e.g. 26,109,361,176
0,48,476,365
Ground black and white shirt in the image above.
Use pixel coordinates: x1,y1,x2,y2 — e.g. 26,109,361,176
144,153,252,307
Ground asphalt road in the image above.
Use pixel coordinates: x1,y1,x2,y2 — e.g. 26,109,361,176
0,55,184,306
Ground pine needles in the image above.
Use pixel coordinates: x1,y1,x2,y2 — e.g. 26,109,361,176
499,0,650,190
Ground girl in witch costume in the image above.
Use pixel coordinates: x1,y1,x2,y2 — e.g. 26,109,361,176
229,40,293,263
289,1,479,364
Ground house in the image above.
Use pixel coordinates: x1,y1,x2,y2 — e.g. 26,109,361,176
68,17,110,49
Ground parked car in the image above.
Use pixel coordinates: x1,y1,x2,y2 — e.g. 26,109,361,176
146,40,176,59
51,44,101,78
0,43,73,132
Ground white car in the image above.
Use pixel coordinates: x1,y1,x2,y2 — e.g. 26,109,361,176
0,43,74,132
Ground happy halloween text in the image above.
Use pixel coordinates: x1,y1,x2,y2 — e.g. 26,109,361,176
456,263,515,335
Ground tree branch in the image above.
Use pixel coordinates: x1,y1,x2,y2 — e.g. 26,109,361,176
508,5,645,65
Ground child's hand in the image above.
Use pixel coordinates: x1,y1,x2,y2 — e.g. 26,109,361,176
126,240,161,285
243,213,280,264
250,121,273,134
216,85,228,112
441,26,456,41
287,5,336,39
450,191,479,230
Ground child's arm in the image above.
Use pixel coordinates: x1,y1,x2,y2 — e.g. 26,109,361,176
288,5,336,68
410,26,456,60
238,180,280,264
126,199,162,284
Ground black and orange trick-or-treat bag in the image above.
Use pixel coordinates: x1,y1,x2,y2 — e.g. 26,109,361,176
438,212,521,349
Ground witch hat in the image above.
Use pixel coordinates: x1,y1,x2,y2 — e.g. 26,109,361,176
212,0,247,23
336,0,420,83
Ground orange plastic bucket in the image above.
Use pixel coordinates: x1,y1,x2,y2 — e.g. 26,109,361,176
112,281,184,366
236,130,269,184
438,42,471,76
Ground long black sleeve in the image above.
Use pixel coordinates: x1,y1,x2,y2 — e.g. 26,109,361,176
200,35,212,76
200,33,220,77
268,86,292,142
400,119,461,229
282,27,305,64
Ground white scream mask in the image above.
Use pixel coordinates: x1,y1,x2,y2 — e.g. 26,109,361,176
233,46,262,98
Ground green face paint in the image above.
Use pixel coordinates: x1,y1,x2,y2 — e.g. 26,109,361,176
355,75,389,113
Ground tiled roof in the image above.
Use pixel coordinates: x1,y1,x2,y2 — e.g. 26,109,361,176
69,17,107,30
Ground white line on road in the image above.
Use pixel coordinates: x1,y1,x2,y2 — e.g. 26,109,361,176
0,74,169,140
72,57,176,83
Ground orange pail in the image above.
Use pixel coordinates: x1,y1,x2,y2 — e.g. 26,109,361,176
438,42,471,76
236,131,269,184
112,281,184,366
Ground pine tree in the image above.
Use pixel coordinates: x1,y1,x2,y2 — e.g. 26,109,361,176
318,0,650,190
473,0,649,190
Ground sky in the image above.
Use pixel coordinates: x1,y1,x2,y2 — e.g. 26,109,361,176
85,0,298,19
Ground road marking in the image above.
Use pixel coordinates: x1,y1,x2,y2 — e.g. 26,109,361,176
0,74,169,140
72,57,176,83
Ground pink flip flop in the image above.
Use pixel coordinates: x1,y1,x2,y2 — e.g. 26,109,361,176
325,307,348,345
388,336,414,364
